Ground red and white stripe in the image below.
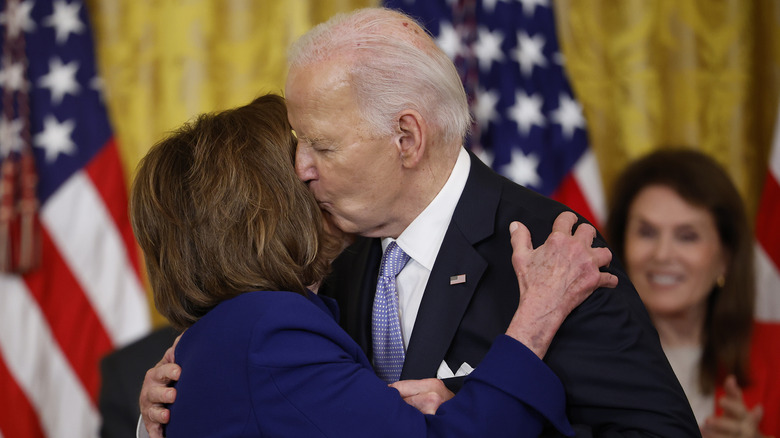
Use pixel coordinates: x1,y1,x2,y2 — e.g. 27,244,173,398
755,111,780,323
552,149,606,230
0,141,149,437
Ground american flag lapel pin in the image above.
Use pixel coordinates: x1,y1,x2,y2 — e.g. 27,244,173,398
450,274,466,285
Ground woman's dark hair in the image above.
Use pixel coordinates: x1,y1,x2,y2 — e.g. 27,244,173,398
605,148,754,393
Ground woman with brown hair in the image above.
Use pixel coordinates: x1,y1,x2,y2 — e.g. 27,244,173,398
130,94,615,437
606,148,780,437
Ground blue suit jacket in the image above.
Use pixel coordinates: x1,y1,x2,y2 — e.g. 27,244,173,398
319,153,701,437
165,290,574,437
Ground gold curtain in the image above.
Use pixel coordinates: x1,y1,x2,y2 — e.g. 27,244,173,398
87,0,376,185
86,0,376,326
555,0,780,217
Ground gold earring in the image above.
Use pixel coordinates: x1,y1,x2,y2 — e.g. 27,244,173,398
716,275,726,288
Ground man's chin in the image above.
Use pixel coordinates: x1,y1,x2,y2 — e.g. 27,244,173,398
318,207,372,237
330,217,359,235
326,218,360,251
321,210,356,237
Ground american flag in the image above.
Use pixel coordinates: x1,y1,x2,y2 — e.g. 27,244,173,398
755,110,780,325
0,0,150,436
383,0,605,228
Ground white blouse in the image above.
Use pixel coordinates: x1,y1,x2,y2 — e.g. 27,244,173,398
663,345,714,426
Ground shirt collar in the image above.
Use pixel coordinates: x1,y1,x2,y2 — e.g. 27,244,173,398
383,147,471,270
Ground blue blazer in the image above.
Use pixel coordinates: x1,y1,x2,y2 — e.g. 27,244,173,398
165,290,574,437
319,152,701,437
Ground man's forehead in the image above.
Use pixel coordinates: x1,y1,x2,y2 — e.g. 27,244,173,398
288,72,354,115
287,54,352,90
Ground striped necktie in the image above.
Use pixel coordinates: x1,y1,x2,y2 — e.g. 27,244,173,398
372,241,410,383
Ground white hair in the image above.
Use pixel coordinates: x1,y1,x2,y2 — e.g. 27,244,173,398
287,8,471,147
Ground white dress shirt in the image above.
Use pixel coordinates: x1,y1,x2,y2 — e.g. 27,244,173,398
382,147,470,348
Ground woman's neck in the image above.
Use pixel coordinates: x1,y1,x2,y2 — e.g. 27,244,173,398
651,305,707,349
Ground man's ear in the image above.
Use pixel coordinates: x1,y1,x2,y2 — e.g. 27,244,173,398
396,110,426,168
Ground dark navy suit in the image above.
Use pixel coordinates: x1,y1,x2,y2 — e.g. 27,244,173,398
166,290,573,437
319,153,701,437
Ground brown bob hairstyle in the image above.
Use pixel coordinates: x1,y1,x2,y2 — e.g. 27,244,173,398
130,94,337,330
605,148,755,393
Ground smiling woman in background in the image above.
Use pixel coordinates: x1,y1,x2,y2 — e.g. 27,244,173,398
606,148,780,437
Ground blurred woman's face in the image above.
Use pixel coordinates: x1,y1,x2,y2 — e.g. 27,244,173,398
624,185,728,319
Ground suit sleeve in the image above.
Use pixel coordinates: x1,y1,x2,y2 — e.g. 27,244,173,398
543,254,701,437
99,352,142,438
99,326,179,438
246,298,574,438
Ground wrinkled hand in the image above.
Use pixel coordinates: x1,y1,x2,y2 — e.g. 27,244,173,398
389,378,455,415
139,335,182,438
506,211,618,358
702,375,765,438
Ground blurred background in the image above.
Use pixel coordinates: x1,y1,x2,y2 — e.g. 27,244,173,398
0,0,778,436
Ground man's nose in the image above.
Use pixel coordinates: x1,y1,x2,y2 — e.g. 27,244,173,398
295,146,316,183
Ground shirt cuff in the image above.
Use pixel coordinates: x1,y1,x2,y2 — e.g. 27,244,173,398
136,415,151,438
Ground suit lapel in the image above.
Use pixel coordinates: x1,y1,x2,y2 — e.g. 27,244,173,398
401,153,503,380
356,240,382,356
401,227,488,379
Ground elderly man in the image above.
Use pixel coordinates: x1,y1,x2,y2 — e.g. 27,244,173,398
138,8,699,437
